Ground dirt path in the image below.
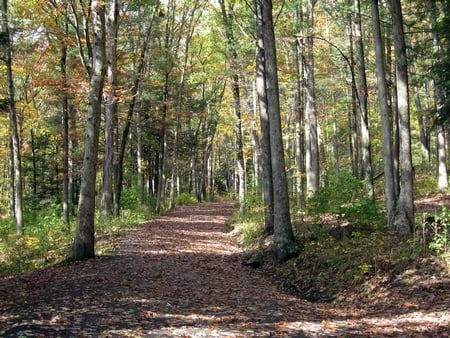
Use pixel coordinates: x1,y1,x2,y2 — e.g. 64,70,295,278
1,202,449,337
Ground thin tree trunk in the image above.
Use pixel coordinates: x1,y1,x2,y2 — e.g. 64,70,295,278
303,0,319,198
1,0,23,235
371,0,396,226
354,0,374,199
61,37,70,227
72,0,106,260
219,0,246,213
294,3,305,209
101,0,118,220
429,0,448,192
348,17,360,178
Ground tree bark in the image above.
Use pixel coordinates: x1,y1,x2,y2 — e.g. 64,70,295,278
1,0,23,235
255,0,274,235
101,0,118,221
429,0,448,192
260,0,296,262
219,0,246,213
371,0,396,226
389,0,415,234
303,0,319,198
72,0,106,260
354,0,374,199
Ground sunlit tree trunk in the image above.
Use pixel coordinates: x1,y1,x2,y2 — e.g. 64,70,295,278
371,0,396,226
72,0,106,260
354,0,374,199
101,0,118,221
1,0,23,235
260,0,296,262
389,0,414,234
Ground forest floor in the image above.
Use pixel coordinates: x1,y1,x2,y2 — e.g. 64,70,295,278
0,201,449,337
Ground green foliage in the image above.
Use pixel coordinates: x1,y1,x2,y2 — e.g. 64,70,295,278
0,203,71,275
307,172,364,215
228,196,264,247
306,172,383,229
428,208,450,261
175,193,197,206
337,199,385,230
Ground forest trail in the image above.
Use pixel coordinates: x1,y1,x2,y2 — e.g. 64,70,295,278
1,202,449,337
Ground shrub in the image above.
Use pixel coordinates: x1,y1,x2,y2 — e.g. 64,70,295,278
175,193,197,206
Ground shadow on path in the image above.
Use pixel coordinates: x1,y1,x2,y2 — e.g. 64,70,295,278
1,202,449,337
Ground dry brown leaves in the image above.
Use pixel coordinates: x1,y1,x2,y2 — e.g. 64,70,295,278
0,202,449,337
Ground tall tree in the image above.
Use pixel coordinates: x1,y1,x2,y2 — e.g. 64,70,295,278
1,0,23,235
72,0,106,260
219,0,246,213
430,0,448,192
303,0,319,198
353,0,374,199
255,0,274,234
260,0,296,262
371,0,396,226
389,0,414,234
101,0,119,220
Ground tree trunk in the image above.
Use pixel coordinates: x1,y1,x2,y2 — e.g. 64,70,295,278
294,3,305,210
1,0,23,235
389,0,414,234
303,0,319,198
72,0,106,260
261,0,296,262
61,36,71,228
219,0,246,213
429,0,448,192
348,18,360,178
371,0,396,226
255,0,274,235
101,0,118,221
354,0,374,199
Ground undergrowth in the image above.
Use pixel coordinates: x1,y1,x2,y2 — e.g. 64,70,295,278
230,181,450,303
0,188,159,277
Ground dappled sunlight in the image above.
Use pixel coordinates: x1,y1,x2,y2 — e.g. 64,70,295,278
1,202,449,337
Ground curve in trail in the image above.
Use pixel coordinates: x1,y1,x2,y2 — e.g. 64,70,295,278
1,202,449,337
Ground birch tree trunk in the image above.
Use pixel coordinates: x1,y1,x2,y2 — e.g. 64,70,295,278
72,0,106,260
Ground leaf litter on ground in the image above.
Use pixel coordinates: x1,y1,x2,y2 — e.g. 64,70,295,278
0,201,449,337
